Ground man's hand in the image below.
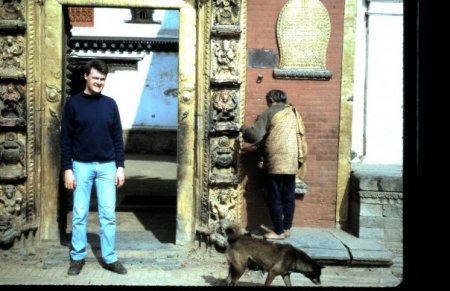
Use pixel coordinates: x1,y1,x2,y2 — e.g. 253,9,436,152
64,169,76,190
115,167,125,188
240,143,258,153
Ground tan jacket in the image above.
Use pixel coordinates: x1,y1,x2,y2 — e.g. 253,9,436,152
242,104,307,178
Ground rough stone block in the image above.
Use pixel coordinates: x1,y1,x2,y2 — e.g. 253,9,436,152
360,216,384,228
360,203,383,217
382,204,403,218
384,218,402,229
384,228,403,243
359,227,384,240
351,164,402,192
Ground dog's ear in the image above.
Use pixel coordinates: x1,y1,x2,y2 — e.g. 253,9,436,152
319,265,325,269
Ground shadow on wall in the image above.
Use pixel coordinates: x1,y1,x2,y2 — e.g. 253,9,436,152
241,150,272,230
124,129,177,155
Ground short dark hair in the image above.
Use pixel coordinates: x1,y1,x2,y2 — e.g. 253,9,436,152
266,89,287,103
84,59,109,76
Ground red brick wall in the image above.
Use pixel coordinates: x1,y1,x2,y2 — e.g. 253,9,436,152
242,0,345,229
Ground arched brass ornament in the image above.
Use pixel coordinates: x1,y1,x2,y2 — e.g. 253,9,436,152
274,0,332,80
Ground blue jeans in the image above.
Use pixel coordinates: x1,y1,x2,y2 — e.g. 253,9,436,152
70,161,118,264
265,174,296,235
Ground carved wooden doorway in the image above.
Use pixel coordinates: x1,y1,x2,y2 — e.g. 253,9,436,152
2,0,247,251
37,0,198,245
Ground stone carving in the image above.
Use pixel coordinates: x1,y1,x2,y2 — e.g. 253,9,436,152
274,0,332,80
211,39,240,84
0,35,25,79
210,88,238,132
210,188,237,223
0,184,24,217
214,0,239,25
0,0,25,30
215,0,238,25
0,184,25,245
210,136,238,185
208,188,238,248
0,0,24,20
0,131,26,179
0,81,26,126
45,82,61,103
212,0,241,35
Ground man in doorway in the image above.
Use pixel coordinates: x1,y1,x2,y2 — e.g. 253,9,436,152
61,59,127,275
241,89,307,240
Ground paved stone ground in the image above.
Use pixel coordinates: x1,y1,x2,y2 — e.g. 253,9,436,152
0,155,404,286
0,240,401,287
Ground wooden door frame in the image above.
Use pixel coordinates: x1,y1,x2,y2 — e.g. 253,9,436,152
35,0,200,244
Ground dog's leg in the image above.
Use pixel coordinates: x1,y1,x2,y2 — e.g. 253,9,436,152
264,272,278,286
282,273,292,287
225,268,235,286
226,263,246,286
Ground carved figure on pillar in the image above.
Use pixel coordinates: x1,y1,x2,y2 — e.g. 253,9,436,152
210,188,237,223
0,184,24,217
0,132,26,179
0,0,24,21
0,35,25,79
215,0,238,25
208,188,238,248
211,88,238,132
0,82,26,126
210,136,238,185
0,184,24,245
212,39,239,83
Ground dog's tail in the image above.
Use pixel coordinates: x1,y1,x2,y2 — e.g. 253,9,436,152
220,219,241,243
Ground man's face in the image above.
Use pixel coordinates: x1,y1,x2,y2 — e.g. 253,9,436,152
84,68,106,95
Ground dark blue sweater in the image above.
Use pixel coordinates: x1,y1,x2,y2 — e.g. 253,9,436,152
60,92,125,171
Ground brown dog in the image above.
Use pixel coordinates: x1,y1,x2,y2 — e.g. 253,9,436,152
222,220,324,286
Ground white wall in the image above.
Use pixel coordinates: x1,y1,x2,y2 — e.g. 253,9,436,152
71,8,179,38
71,8,180,130
352,0,403,165
103,52,179,129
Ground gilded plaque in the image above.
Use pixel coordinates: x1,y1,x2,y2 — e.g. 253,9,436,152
274,0,332,80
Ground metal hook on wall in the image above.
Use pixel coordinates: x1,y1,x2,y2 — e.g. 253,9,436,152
256,74,263,83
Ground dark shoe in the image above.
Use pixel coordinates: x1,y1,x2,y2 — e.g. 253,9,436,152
103,261,127,274
67,259,85,275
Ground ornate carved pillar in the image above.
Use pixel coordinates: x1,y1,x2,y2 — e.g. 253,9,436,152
0,0,38,254
197,0,247,247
